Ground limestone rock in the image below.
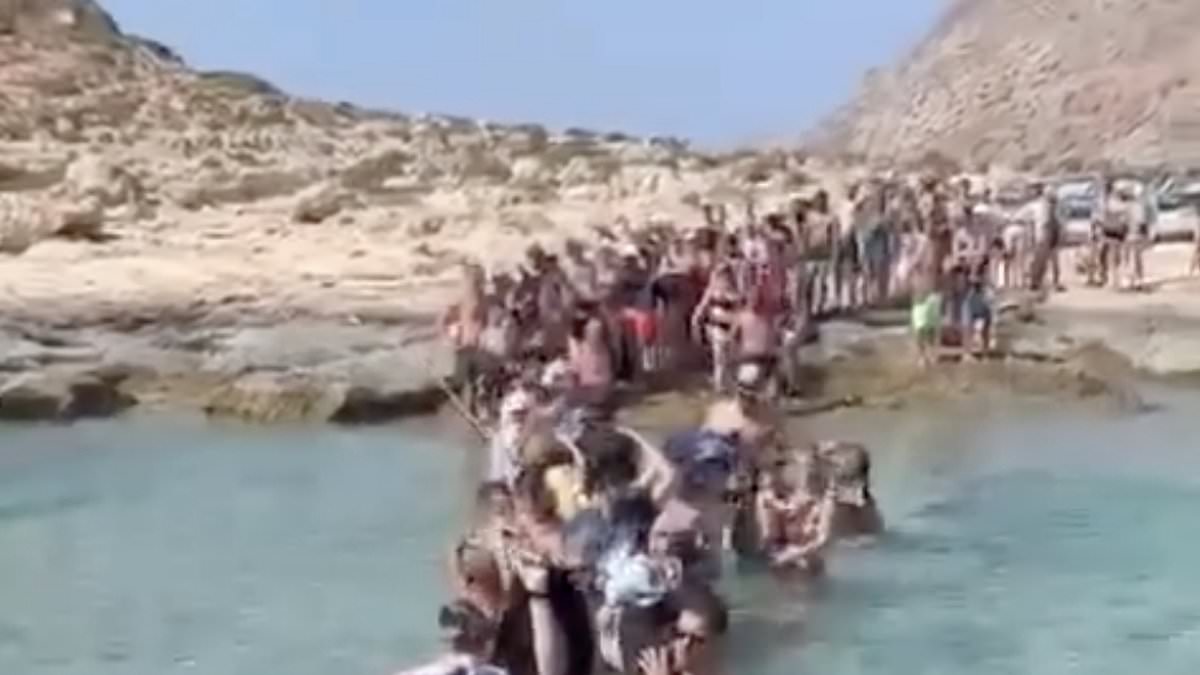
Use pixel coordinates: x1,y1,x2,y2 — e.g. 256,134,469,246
0,368,136,421
64,154,133,207
0,0,121,41
292,182,356,224
817,0,1200,167
329,384,446,424
0,192,51,254
204,371,344,423
54,194,105,239
0,156,67,192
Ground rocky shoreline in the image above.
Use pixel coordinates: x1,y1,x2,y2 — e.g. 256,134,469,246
2,287,1188,425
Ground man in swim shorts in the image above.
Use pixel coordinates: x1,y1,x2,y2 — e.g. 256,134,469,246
910,278,942,368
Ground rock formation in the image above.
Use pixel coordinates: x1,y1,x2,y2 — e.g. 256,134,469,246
815,0,1200,170
0,0,819,272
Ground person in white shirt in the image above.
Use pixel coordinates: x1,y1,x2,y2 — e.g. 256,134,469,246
1123,185,1150,291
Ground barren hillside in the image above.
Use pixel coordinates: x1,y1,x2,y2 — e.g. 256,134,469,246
0,0,819,321
816,0,1200,169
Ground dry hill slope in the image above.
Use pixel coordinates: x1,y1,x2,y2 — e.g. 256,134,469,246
816,0,1200,169
0,0,817,307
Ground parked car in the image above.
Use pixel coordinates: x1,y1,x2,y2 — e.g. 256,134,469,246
1151,176,1200,242
1053,176,1101,245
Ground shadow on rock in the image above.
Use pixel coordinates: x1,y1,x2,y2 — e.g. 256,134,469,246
0,367,136,422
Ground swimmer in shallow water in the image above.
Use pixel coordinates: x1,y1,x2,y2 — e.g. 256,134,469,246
817,441,884,539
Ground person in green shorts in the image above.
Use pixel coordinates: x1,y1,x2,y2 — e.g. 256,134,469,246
910,284,942,368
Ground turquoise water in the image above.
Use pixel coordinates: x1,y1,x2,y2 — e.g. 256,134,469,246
2,392,1200,675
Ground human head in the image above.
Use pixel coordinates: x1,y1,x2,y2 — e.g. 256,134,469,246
577,428,640,499
451,537,506,603
818,441,873,507
525,244,549,272
564,237,586,261
782,446,828,498
490,271,514,298
618,243,643,268
813,190,830,213
666,586,728,670
734,361,770,404
648,521,701,561
513,463,560,525
500,385,536,427
519,428,572,470
474,481,514,525
676,431,737,499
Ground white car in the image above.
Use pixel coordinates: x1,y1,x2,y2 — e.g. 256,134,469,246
1054,177,1100,245
1152,177,1200,242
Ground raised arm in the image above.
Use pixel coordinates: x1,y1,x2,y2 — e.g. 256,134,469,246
618,426,677,506
514,557,569,675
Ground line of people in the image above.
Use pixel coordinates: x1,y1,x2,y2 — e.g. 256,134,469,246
407,189,932,674
398,166,1200,675
438,177,1019,417
397,360,883,675
408,171,1190,674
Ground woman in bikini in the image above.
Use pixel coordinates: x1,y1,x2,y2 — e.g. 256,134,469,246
691,265,741,394
567,311,614,398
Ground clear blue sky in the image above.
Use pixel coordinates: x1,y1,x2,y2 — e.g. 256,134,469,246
102,0,941,146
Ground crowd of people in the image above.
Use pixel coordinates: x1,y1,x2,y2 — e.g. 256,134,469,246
438,173,1072,411
401,172,1197,675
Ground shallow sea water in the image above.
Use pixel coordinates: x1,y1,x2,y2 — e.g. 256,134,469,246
2,389,1199,675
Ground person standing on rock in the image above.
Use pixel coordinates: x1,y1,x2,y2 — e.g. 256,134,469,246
1124,183,1151,292
857,184,892,307
833,186,863,311
1026,184,1056,293
806,190,838,315
1044,188,1065,292
1097,178,1129,290
563,238,600,302
733,283,782,396
567,309,615,399
443,263,496,420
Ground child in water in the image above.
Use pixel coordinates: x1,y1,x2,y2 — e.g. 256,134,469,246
910,283,942,368
961,272,993,358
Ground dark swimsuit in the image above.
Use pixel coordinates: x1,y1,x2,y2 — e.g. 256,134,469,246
706,295,738,340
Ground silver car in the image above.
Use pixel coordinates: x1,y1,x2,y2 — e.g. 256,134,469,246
1152,176,1200,242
